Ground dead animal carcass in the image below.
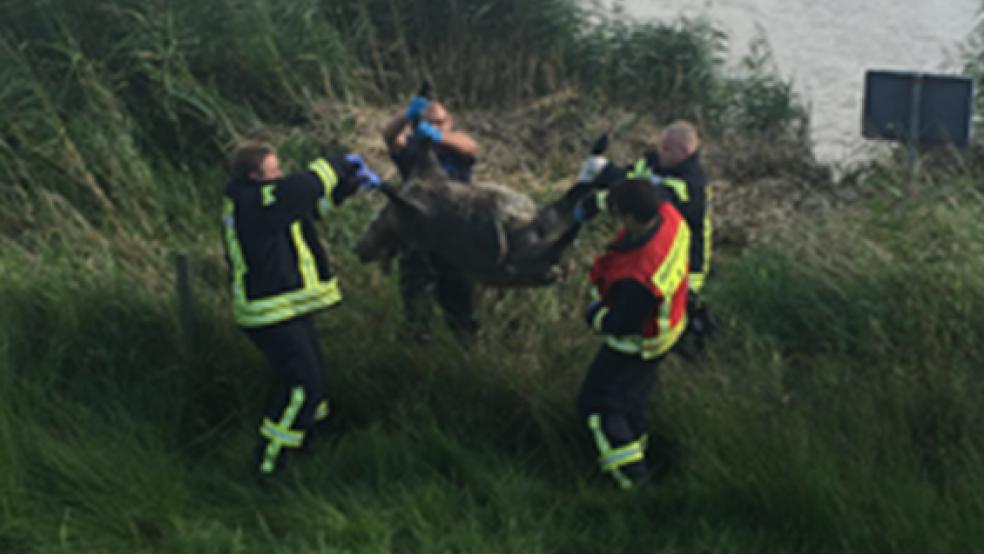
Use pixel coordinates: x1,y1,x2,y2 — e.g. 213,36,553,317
354,141,614,286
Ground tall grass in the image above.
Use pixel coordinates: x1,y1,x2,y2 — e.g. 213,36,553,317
3,171,984,552
1,0,804,231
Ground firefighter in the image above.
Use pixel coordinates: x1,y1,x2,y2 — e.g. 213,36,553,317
222,141,381,477
626,120,711,294
576,120,715,351
576,177,690,490
381,93,480,344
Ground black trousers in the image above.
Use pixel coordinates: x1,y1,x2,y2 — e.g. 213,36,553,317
398,249,477,341
244,314,327,474
576,345,663,487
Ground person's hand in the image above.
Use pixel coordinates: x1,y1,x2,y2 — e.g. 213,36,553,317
344,153,381,190
413,121,443,143
584,300,604,328
573,193,601,224
405,95,429,120
576,155,608,184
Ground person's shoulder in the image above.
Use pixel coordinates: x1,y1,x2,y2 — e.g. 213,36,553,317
224,176,254,197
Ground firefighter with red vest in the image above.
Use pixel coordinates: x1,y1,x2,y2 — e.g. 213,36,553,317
577,177,690,490
222,141,381,477
575,120,715,354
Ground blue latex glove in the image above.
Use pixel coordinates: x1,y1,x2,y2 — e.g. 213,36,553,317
584,300,604,328
344,153,381,190
573,203,588,224
405,95,430,120
413,121,443,143
573,194,600,224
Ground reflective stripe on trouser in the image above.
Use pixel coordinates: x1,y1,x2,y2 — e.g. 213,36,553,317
244,315,328,474
577,346,663,489
314,400,329,422
587,414,646,489
259,386,307,474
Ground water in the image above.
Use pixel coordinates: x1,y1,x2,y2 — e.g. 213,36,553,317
601,0,982,165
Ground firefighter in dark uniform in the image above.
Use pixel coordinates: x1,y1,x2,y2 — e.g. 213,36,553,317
625,121,716,349
577,178,690,489
626,120,711,294
222,141,380,477
381,95,480,343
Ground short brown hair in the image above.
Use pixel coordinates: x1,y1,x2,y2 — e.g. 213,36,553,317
229,141,275,179
609,178,669,223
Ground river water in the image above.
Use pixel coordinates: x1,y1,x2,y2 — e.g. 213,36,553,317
600,0,982,165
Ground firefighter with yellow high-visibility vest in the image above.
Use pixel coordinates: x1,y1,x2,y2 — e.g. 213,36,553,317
576,177,690,490
221,141,381,477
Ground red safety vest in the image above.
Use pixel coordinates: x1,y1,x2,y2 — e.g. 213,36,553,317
589,202,690,358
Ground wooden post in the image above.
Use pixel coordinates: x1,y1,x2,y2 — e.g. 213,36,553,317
175,251,197,358
906,74,923,188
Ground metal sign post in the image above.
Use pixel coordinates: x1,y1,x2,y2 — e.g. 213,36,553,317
905,75,922,184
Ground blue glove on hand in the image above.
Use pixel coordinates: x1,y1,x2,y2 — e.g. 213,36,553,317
584,300,604,328
405,95,430,120
413,121,443,143
573,193,601,224
344,153,381,190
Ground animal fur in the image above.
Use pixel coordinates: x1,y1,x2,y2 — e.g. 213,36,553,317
354,140,607,286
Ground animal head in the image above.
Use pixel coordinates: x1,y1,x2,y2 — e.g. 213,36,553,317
353,200,403,265
352,139,450,264
400,136,448,183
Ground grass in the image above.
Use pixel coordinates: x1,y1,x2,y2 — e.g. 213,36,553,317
3,174,984,552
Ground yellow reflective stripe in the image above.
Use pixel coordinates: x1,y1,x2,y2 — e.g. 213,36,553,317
308,158,338,215
291,222,320,289
591,306,609,332
260,420,304,447
662,177,689,202
587,414,635,490
601,441,645,471
595,190,609,212
651,223,690,297
643,317,687,358
696,185,713,291
690,272,706,292
259,387,307,474
261,184,276,206
604,318,687,359
223,199,250,307
605,335,644,355
652,222,689,349
589,286,601,302
314,400,330,422
234,277,342,327
627,157,651,179
655,291,673,350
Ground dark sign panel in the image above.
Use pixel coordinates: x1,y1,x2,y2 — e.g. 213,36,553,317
862,70,973,147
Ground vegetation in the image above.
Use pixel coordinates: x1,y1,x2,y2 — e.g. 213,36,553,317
1,1,982,552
